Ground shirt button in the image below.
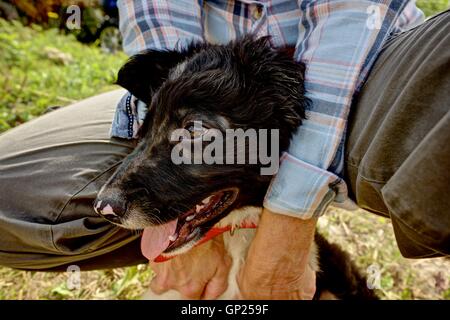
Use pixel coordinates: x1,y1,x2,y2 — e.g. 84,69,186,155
252,5,263,20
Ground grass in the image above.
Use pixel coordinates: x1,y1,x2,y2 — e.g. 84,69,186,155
417,0,449,17
319,209,450,300
0,2,449,300
0,19,127,133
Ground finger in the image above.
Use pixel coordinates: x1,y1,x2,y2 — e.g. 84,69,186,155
202,275,229,300
202,261,230,300
150,280,170,295
178,282,205,300
149,272,171,295
300,267,317,300
235,263,252,299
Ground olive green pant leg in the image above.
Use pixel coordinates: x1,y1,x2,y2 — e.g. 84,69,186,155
0,89,146,270
345,11,450,258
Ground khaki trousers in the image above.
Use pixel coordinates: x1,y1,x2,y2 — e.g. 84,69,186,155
0,11,449,270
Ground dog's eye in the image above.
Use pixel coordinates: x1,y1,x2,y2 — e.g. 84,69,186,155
185,122,209,140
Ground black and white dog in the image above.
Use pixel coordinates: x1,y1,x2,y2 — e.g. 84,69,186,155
94,36,377,300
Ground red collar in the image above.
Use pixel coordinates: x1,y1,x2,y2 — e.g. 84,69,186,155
153,220,258,262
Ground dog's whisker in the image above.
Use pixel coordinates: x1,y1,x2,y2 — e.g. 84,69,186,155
147,212,165,225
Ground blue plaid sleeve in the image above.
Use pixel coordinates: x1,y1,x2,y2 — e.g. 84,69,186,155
264,0,414,219
118,0,204,55
113,1,205,139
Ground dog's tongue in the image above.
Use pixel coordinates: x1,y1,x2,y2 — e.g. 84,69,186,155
141,219,178,261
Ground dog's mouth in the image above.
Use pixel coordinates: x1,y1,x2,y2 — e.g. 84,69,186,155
141,188,238,261
167,188,239,251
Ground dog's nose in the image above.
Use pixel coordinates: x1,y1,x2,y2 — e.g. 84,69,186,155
94,189,127,220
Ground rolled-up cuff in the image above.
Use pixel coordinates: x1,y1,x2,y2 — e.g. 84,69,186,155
264,153,347,219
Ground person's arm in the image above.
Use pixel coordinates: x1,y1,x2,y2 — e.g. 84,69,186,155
239,0,417,299
265,0,413,219
112,0,204,140
238,210,317,299
118,0,203,56
393,0,425,33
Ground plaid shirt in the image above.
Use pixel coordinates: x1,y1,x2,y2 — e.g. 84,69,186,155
112,0,424,219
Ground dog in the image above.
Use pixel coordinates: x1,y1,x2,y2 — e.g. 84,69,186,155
94,36,378,300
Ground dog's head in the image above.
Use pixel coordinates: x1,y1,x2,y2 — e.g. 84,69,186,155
94,37,307,259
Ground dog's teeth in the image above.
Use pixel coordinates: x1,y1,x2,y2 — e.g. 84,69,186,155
202,196,212,204
196,205,204,213
168,234,177,242
186,215,195,222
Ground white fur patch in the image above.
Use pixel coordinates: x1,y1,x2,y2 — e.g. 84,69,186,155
215,206,262,229
142,206,320,300
94,200,102,214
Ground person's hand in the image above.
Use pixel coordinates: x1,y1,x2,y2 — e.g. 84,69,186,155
237,208,317,299
149,234,232,299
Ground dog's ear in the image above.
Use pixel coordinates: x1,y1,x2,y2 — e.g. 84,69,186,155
116,50,187,103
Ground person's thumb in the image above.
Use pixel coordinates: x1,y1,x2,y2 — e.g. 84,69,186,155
301,265,317,300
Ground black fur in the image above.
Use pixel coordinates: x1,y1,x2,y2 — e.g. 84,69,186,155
97,36,378,300
116,49,187,103
102,36,307,228
314,233,379,300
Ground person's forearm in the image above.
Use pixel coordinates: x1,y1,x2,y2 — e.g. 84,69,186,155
238,208,317,299
251,209,316,266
